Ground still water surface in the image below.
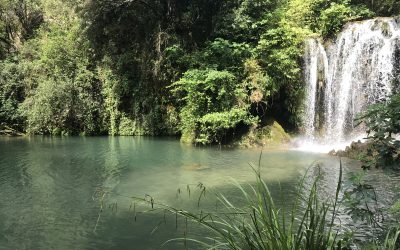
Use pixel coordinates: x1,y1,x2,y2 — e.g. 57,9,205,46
0,136,398,249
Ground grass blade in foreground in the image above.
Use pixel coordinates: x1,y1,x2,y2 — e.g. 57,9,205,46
134,160,347,249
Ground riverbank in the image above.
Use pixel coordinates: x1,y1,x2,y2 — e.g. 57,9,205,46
328,139,400,171
0,126,24,136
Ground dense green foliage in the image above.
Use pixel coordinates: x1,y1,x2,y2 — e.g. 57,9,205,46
0,0,398,142
170,69,256,143
357,93,400,168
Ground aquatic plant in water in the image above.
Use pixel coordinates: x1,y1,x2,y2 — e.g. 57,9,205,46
128,159,400,249
132,160,350,249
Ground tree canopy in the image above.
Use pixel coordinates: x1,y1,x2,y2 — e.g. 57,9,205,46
0,0,398,142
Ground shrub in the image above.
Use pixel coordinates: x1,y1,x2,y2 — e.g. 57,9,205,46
196,108,257,144
318,2,373,38
356,93,400,168
170,69,249,143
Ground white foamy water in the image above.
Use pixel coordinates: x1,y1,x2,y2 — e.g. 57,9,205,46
293,135,367,153
299,18,400,152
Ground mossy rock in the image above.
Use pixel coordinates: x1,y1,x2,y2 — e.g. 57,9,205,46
371,19,392,38
330,140,371,159
269,121,291,144
236,119,291,148
394,16,400,27
371,19,380,31
381,21,392,38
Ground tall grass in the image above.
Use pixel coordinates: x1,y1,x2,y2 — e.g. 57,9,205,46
127,159,400,249
377,227,400,250
133,160,350,249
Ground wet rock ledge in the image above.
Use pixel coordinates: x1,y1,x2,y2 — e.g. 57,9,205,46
328,140,371,159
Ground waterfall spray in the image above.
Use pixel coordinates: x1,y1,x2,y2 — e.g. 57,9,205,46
302,18,399,151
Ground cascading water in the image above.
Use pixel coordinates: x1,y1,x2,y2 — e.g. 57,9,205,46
301,18,400,151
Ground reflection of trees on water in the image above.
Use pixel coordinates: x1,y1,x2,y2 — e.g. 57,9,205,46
2,138,397,249
0,137,123,249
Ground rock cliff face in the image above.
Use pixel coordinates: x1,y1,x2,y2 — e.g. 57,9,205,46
303,18,400,144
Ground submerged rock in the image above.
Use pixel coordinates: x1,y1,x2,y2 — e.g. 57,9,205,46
182,163,210,171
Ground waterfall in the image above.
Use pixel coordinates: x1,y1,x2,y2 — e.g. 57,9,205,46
304,39,329,140
303,18,400,147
